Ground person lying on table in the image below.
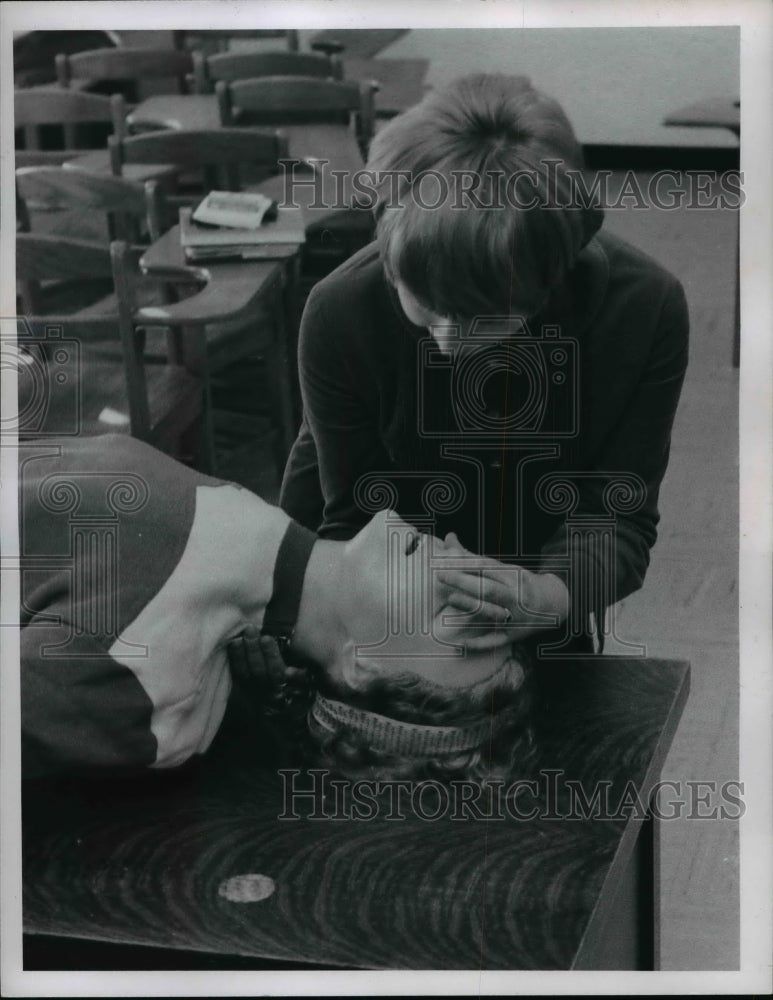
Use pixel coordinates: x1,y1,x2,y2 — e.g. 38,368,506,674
279,73,689,655
20,435,540,783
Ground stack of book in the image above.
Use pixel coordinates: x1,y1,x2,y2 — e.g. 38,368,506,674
179,191,306,262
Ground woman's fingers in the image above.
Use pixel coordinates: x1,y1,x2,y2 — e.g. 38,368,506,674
229,627,288,687
258,634,288,681
227,634,249,681
442,587,510,622
438,569,511,610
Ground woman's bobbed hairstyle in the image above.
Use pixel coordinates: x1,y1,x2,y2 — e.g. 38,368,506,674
366,73,605,320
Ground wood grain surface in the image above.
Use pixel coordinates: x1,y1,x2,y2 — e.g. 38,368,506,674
22,657,689,970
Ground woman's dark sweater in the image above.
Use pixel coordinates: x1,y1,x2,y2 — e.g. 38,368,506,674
280,230,689,636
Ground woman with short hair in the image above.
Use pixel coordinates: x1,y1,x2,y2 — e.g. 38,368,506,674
280,73,689,655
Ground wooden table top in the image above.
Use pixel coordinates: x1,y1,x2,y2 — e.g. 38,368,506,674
137,226,286,326
22,656,689,970
60,155,178,183
663,96,740,136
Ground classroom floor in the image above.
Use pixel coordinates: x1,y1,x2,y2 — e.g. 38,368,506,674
602,177,740,970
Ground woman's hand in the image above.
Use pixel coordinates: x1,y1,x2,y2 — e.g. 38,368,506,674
228,625,287,689
436,533,570,640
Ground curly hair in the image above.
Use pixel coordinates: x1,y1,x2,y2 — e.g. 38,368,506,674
255,645,537,785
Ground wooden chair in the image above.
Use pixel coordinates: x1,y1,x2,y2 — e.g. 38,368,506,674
13,29,120,87
14,87,126,155
214,77,377,296
310,38,345,59
173,29,300,53
107,127,289,201
106,129,299,467
138,266,297,474
15,165,165,244
215,75,377,152
15,235,208,467
15,168,167,325
192,49,342,94
55,46,194,100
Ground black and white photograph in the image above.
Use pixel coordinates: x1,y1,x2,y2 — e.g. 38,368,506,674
1,1,771,995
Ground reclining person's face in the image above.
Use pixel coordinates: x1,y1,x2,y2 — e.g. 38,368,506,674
329,510,519,691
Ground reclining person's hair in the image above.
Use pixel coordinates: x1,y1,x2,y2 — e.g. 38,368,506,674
258,647,537,784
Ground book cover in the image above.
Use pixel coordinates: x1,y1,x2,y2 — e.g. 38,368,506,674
179,206,306,249
183,243,300,262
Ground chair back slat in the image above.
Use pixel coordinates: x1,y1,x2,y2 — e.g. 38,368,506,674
16,166,147,215
110,127,287,166
16,233,114,285
193,50,341,92
15,87,125,126
224,75,362,117
216,76,376,147
15,89,126,153
16,167,163,244
109,128,289,191
56,47,194,87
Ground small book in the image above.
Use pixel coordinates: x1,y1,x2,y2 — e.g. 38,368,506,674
179,205,306,261
182,242,300,262
192,190,279,229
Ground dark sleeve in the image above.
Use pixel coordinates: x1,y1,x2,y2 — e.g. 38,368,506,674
283,286,391,540
538,277,690,623
279,415,325,532
18,434,227,778
21,625,158,779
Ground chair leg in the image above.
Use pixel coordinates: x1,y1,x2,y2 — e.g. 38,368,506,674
177,324,218,474
197,379,218,475
190,335,217,475
267,291,297,475
283,254,303,424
